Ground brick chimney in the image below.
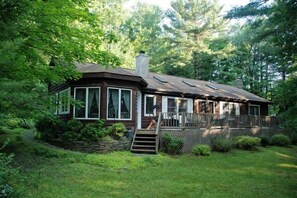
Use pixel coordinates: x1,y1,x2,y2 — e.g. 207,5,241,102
136,51,149,77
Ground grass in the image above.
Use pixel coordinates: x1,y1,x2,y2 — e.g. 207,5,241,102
1,128,297,198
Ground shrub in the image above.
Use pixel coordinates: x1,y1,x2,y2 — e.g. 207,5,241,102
192,144,211,156
80,121,109,142
211,137,233,152
271,134,291,146
61,119,84,141
2,114,21,129
289,132,297,145
162,133,184,155
260,136,270,147
35,116,66,140
108,122,127,139
0,141,20,197
234,136,261,150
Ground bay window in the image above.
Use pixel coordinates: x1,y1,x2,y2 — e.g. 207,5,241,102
74,87,100,119
107,88,132,120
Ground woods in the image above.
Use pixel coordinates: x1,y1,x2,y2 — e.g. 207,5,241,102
0,0,296,126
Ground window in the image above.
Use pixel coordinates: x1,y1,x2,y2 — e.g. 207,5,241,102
55,88,70,115
249,105,260,116
198,100,214,114
107,88,132,120
162,96,193,114
220,102,240,116
74,87,100,119
144,95,156,116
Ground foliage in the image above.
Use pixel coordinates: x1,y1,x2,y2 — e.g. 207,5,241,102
192,144,211,156
289,132,297,145
61,119,84,141
234,136,261,150
108,122,127,139
271,134,291,147
35,116,66,140
1,114,21,129
162,133,184,155
80,121,109,142
0,141,20,198
274,76,297,130
0,0,120,120
260,136,271,147
211,137,233,152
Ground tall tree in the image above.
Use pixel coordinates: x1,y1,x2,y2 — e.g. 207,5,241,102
163,0,231,80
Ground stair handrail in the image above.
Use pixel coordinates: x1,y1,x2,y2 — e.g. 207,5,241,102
155,112,162,152
130,129,137,151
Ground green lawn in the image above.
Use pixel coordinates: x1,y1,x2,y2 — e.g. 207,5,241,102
1,128,297,198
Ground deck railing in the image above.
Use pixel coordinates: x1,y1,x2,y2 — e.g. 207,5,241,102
161,112,282,129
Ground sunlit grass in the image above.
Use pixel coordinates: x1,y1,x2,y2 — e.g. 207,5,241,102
1,128,297,198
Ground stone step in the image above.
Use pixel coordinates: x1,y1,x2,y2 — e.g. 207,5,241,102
130,148,157,154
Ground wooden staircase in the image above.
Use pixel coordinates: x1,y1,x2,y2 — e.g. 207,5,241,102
130,129,158,154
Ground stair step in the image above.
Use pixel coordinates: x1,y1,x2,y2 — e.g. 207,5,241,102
136,130,156,135
132,145,156,148
131,149,157,153
135,136,156,139
134,140,155,143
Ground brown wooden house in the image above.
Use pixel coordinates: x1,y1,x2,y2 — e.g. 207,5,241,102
50,52,271,132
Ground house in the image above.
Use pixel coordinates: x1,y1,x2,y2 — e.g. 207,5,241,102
50,52,275,153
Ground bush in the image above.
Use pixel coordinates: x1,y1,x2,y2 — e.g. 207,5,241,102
260,136,270,147
162,133,184,155
0,141,20,197
2,114,21,129
80,121,109,142
35,116,66,140
234,136,261,150
61,119,84,141
108,122,127,139
192,144,211,156
289,132,297,145
271,134,291,146
211,137,233,152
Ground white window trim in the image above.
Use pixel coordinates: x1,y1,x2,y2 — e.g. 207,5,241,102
161,96,193,114
144,94,156,117
219,101,240,116
197,99,215,114
249,104,260,116
73,87,101,120
58,88,70,115
107,87,132,121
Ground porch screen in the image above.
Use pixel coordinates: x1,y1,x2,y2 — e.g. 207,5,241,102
108,88,131,120
75,88,86,118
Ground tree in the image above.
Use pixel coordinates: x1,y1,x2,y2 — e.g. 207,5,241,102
0,0,120,119
162,0,231,80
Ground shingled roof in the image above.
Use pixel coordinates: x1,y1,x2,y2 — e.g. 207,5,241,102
75,63,271,104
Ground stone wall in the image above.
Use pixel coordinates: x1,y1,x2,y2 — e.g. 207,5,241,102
47,139,131,153
160,127,290,153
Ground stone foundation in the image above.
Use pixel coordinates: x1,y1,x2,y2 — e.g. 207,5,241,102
47,139,131,153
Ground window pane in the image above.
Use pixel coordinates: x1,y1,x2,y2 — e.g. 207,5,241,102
209,102,214,114
179,99,187,113
230,103,236,116
250,106,259,116
121,90,131,119
199,101,207,113
88,88,99,118
146,96,154,115
223,102,229,114
168,98,176,113
108,89,119,118
75,89,86,118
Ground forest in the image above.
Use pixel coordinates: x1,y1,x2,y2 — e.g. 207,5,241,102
0,0,296,129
